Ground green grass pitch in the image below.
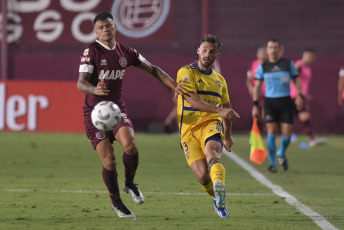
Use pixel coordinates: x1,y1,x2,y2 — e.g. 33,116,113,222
0,132,343,229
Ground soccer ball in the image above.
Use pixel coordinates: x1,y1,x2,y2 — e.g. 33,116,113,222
91,101,122,131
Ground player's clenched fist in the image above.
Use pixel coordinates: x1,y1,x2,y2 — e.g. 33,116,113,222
95,79,110,96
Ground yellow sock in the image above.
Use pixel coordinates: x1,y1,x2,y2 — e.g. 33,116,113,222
198,178,215,198
209,158,226,186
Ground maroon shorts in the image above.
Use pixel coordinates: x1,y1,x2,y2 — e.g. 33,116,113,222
84,112,134,149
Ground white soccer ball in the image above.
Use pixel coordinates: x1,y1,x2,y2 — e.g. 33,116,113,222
91,101,122,131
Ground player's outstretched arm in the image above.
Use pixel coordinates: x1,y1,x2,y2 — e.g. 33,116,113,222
136,57,177,90
183,92,239,121
77,72,109,96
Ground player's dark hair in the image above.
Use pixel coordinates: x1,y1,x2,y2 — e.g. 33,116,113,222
93,12,113,25
267,38,281,47
303,48,316,54
201,34,222,50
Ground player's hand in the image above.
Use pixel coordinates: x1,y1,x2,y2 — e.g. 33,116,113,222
95,79,110,96
223,136,234,152
252,105,260,118
220,108,240,121
295,94,304,111
174,80,189,99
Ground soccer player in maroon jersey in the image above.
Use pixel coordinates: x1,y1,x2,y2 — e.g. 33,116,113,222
77,12,178,218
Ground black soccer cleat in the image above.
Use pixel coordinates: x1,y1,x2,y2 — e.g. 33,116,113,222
112,202,136,218
123,183,144,204
278,157,288,171
266,165,277,173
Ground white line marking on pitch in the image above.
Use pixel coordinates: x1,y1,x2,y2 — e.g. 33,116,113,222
3,189,273,196
223,150,339,230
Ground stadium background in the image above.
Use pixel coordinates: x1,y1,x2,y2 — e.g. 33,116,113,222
1,0,344,133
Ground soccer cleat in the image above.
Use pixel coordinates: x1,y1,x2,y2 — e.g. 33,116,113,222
266,165,277,173
123,183,144,204
213,181,226,209
309,138,326,147
112,202,136,218
278,157,288,171
213,198,229,218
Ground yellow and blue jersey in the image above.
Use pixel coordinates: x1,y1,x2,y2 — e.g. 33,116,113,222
177,61,230,139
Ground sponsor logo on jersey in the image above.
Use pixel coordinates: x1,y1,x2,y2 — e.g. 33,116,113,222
99,70,126,80
205,99,218,106
81,57,90,62
282,75,289,82
121,113,130,124
119,57,127,67
216,80,221,87
271,65,281,72
101,59,107,66
95,130,106,140
83,49,89,56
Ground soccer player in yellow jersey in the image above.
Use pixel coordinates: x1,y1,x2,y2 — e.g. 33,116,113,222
176,34,239,218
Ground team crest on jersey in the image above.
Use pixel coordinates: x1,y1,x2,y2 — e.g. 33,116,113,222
101,59,107,66
216,80,221,87
119,57,127,67
183,75,189,82
95,131,106,140
83,49,89,56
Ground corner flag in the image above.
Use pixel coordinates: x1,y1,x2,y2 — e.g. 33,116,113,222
249,117,267,164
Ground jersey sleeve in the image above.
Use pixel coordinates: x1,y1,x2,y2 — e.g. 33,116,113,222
79,48,95,73
339,67,344,77
290,61,298,78
221,77,230,104
176,67,196,92
128,48,142,66
254,64,264,81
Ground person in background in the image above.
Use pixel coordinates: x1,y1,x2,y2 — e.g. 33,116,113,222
290,49,325,147
338,67,344,106
246,46,267,132
252,39,303,173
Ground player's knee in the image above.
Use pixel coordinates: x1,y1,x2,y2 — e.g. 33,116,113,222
299,112,310,121
123,142,138,155
198,175,211,183
205,145,222,159
103,159,116,171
